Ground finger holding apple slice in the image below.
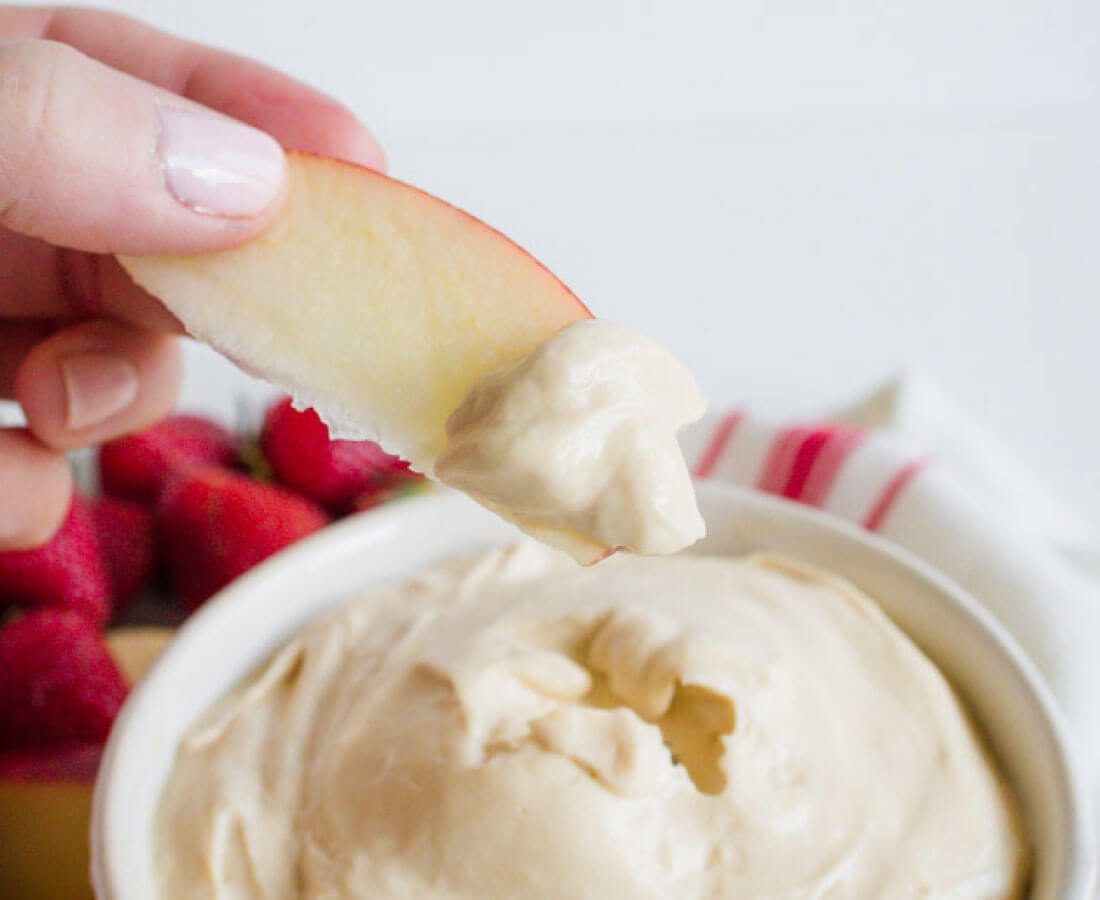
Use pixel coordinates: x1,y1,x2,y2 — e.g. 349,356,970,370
121,154,591,468
118,153,706,563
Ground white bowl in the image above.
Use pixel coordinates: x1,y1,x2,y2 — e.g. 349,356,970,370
92,483,1098,899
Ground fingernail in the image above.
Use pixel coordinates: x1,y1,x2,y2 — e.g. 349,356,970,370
157,104,285,217
60,353,139,430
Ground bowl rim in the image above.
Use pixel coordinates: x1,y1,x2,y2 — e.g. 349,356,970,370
91,483,1098,898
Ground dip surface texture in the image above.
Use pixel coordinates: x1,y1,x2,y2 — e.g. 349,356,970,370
156,545,1027,899
435,320,707,562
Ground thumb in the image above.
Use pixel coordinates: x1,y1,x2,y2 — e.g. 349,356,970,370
0,38,286,255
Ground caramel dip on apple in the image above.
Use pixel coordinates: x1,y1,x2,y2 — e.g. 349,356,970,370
155,543,1027,899
435,319,707,564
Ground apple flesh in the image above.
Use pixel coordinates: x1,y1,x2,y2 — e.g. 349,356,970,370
118,153,592,471
0,627,174,900
103,626,174,686
0,744,102,900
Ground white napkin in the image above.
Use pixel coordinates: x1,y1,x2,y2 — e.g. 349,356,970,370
681,373,1100,831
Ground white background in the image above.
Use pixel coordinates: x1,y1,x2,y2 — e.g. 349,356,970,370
23,0,1100,516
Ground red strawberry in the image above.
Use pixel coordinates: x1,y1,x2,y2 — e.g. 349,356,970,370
0,611,128,751
260,397,416,513
352,473,431,512
91,498,155,611
98,414,238,506
158,468,330,608
0,741,103,781
0,495,111,627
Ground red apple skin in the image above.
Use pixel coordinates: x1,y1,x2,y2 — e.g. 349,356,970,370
286,151,595,323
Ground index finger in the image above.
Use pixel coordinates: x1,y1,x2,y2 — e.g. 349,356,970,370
1,5,386,171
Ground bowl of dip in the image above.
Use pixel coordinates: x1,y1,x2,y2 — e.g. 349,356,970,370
91,483,1097,899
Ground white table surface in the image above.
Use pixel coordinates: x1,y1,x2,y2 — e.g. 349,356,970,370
22,0,1100,518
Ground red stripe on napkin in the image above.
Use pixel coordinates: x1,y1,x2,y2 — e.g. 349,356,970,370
780,429,834,500
799,426,866,507
693,411,744,478
758,425,867,507
758,426,811,494
863,459,929,531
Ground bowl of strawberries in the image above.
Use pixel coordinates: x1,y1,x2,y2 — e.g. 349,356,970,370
0,396,424,899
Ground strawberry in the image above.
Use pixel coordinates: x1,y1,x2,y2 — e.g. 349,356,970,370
351,474,432,512
260,397,416,514
158,467,330,608
0,611,128,751
0,741,104,781
98,414,238,506
91,497,155,611
0,495,111,627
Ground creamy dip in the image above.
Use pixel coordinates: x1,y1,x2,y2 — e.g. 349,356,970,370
435,320,707,563
156,544,1027,899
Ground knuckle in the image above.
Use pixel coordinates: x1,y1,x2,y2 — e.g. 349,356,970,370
0,40,67,141
0,39,79,225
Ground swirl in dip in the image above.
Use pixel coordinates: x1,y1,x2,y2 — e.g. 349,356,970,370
156,543,1027,899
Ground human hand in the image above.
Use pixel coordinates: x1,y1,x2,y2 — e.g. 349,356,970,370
0,6,385,549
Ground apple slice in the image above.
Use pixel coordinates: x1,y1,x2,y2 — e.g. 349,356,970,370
118,153,591,471
0,627,174,900
104,626,175,685
0,744,101,900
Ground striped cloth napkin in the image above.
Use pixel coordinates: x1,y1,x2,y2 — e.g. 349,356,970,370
680,373,1100,831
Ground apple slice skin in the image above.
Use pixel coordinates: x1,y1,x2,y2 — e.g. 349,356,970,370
119,153,592,470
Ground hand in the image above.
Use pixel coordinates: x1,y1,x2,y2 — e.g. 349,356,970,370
0,6,385,549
